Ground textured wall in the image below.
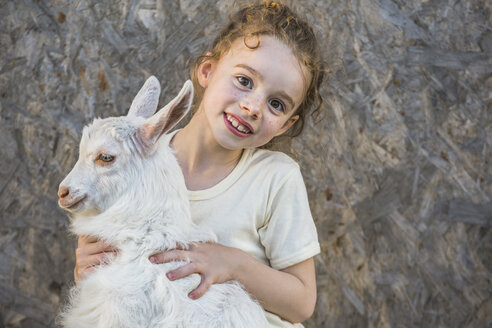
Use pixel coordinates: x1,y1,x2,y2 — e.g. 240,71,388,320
0,0,491,327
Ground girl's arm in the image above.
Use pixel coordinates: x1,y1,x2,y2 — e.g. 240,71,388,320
235,252,317,323
150,243,316,323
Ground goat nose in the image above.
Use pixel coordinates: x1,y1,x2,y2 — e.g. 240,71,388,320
58,185,70,199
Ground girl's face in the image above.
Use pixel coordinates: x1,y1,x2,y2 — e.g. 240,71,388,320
196,35,309,150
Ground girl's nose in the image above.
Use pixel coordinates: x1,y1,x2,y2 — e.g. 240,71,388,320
240,96,262,120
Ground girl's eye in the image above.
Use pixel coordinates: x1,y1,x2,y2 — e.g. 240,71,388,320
269,99,285,112
96,153,115,165
237,76,252,89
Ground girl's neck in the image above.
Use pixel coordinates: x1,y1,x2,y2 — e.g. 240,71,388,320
171,109,244,190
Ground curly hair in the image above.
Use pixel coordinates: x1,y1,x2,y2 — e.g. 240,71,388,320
190,0,324,140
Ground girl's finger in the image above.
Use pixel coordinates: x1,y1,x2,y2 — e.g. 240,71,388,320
76,241,115,257
76,253,102,269
166,262,200,281
150,250,190,264
78,235,98,246
103,245,118,252
85,236,99,243
189,276,213,300
77,252,113,269
98,243,118,253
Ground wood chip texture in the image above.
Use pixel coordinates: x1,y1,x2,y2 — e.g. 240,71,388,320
0,0,491,327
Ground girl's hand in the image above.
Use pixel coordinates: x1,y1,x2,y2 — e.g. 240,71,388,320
149,243,243,299
74,235,118,285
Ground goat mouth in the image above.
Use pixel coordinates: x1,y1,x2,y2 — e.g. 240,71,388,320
59,195,87,211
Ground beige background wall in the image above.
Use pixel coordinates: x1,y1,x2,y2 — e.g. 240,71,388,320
0,0,491,327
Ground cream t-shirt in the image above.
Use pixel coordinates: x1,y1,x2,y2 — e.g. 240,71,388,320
167,132,320,327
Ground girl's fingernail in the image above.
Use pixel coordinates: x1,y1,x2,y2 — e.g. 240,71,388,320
167,272,174,280
189,292,195,299
149,256,157,263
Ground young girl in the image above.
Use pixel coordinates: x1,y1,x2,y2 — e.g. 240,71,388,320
74,1,324,326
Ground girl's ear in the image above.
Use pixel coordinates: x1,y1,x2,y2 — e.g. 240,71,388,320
275,115,299,137
197,54,214,88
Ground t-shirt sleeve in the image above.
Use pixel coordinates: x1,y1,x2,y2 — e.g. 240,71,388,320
258,166,320,270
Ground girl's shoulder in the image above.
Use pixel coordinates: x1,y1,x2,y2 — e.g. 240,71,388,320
247,148,299,172
242,148,302,188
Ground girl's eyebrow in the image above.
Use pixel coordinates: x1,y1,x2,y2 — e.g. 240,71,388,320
235,64,295,109
235,64,262,79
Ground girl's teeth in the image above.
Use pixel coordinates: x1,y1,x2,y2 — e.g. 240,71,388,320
226,114,250,134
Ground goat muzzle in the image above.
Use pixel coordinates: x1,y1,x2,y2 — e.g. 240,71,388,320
58,185,87,210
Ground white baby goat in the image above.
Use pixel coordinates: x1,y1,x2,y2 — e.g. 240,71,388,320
57,77,268,328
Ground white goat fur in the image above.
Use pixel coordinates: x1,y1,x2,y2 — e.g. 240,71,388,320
58,77,268,328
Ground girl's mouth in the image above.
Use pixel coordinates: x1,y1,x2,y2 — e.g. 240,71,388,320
223,113,253,137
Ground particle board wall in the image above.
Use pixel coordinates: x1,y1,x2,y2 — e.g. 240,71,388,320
0,1,491,327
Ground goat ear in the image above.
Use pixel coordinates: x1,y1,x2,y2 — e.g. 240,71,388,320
140,80,194,144
127,76,161,118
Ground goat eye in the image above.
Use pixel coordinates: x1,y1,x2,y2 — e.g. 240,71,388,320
97,153,115,163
